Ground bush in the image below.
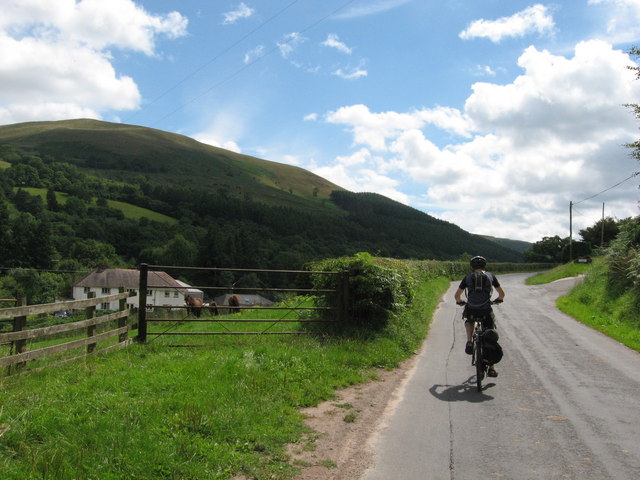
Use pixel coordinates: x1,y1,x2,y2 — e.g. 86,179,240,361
606,216,640,291
307,252,415,331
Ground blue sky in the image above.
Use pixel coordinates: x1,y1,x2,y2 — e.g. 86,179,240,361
1,0,640,243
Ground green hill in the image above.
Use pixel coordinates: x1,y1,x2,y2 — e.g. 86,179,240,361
0,119,340,210
0,119,523,269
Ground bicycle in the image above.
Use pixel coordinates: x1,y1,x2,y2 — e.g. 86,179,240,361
457,300,502,392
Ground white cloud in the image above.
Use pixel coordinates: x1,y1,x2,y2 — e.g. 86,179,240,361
321,34,353,54
0,0,186,124
191,111,245,153
334,0,415,20
459,4,554,43
304,113,318,121
588,0,640,43
333,67,368,80
322,41,640,241
244,45,264,64
222,3,255,25
277,32,307,59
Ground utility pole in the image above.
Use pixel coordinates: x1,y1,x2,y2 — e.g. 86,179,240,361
601,203,605,248
569,201,573,262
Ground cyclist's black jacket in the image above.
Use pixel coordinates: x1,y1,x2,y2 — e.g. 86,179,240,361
458,271,501,311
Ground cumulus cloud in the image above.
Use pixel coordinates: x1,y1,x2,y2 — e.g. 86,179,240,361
192,110,245,153
222,3,255,25
588,0,640,43
0,0,187,124
459,4,555,43
321,40,640,241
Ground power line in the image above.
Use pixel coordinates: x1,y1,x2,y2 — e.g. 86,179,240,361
124,0,304,123
146,0,359,126
573,172,638,205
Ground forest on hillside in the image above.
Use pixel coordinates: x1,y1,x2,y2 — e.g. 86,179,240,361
0,143,522,302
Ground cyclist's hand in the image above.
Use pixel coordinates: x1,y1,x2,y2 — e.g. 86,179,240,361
456,301,466,306
493,298,503,304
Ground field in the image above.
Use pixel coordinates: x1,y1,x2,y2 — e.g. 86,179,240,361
17,187,178,224
0,277,449,480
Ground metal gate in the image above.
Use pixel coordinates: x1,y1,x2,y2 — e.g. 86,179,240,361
136,264,347,345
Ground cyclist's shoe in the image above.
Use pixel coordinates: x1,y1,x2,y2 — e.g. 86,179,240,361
465,341,473,355
487,366,498,377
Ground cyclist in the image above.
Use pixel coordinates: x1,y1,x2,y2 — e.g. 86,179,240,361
454,256,505,377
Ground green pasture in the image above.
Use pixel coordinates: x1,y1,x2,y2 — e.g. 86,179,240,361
15,187,177,224
0,276,449,480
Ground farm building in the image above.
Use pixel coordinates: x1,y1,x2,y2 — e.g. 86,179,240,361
214,293,274,307
73,268,202,310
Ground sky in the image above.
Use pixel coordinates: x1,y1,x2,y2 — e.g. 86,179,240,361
1,0,640,244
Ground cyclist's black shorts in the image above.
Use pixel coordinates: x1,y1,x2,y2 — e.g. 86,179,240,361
463,307,495,329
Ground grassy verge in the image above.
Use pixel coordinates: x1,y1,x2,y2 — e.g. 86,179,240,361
525,261,593,285
0,277,449,480
555,261,640,352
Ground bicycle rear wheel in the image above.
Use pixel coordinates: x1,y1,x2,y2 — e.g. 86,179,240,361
474,339,484,392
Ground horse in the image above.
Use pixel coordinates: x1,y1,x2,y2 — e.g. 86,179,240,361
184,295,203,318
228,294,240,313
204,301,219,316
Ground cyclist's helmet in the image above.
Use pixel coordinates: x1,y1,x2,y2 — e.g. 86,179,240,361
470,256,487,269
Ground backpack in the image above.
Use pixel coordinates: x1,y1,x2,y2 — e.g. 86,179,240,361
464,271,494,309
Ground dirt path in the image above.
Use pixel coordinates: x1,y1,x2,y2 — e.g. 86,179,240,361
286,350,422,480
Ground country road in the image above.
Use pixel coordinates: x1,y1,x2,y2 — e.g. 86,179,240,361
362,273,640,480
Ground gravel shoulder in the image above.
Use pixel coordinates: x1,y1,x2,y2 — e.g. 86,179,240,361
286,344,424,479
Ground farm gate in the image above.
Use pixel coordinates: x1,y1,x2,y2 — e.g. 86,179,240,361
136,263,348,346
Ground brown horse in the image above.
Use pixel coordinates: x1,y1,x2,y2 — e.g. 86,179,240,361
205,301,219,316
185,295,203,317
228,294,240,313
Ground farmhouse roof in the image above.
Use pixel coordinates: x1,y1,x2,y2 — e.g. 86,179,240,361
75,268,184,290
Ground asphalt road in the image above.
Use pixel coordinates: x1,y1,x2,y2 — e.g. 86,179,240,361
363,273,640,480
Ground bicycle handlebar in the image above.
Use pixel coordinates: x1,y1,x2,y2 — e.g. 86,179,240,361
456,299,503,306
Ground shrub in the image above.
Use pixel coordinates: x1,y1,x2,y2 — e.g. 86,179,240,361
307,252,415,331
606,216,640,291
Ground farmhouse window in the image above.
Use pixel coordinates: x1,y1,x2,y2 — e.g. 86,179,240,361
174,291,179,298
164,291,170,298
84,287,91,293
128,289,136,295
102,288,111,294
147,290,153,296
100,302,110,310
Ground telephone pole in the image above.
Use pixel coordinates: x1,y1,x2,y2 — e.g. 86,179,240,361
569,201,573,262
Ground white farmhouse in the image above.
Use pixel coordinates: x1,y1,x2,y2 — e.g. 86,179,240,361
73,268,202,310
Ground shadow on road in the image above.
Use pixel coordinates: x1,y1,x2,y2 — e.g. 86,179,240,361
429,377,496,403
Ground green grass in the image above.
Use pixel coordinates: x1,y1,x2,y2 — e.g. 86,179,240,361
15,187,177,224
0,277,449,480
525,261,594,285
555,261,640,352
0,160,10,169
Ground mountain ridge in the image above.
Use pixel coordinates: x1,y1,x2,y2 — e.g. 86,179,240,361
0,119,524,264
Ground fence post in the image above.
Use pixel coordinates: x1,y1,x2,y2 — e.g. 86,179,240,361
85,292,97,354
137,263,148,343
12,295,27,373
118,287,128,344
337,271,350,324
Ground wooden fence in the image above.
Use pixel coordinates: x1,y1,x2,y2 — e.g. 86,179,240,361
0,289,133,374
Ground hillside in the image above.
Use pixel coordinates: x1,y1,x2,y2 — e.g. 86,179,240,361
481,235,532,253
0,119,341,210
0,119,523,273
